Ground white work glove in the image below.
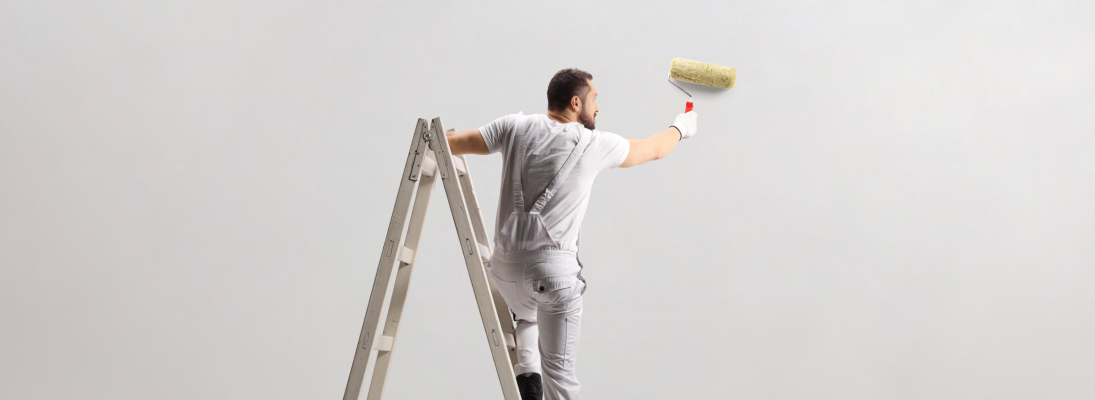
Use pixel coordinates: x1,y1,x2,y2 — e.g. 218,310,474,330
671,111,698,140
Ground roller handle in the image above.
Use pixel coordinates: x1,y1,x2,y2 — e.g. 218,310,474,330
685,101,693,113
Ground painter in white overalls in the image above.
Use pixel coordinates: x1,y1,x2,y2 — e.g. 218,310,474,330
480,113,631,400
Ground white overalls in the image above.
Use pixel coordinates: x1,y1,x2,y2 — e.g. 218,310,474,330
487,124,591,400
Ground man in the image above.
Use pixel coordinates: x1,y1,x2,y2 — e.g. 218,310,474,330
444,68,698,400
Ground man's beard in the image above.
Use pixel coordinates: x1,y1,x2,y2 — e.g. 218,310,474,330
578,104,596,130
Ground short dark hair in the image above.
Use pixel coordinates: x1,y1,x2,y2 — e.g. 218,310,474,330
547,68,593,112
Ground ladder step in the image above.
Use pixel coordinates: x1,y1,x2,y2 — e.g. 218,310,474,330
478,243,491,262
452,156,467,175
504,332,515,351
420,155,437,177
375,335,394,352
397,246,415,265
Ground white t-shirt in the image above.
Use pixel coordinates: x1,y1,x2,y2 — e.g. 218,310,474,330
479,113,630,252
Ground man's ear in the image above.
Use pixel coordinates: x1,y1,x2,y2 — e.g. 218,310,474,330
570,96,581,112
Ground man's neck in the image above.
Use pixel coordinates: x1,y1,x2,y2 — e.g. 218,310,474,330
546,110,578,124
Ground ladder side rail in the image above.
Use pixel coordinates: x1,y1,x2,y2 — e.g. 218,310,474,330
366,151,439,400
452,154,492,250
455,154,519,362
428,118,521,400
344,119,430,400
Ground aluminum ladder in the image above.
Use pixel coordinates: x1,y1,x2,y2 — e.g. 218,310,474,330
343,118,520,400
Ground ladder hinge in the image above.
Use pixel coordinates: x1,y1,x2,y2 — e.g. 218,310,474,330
408,149,424,182
408,126,431,181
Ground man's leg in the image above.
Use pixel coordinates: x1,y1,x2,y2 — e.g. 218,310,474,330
514,317,541,375
488,259,543,374
514,316,544,400
535,279,585,400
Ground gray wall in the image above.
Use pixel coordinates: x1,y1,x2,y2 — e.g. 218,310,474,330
2,1,1092,399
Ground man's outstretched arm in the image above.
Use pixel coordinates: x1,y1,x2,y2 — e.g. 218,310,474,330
619,128,681,168
444,129,490,155
619,111,697,168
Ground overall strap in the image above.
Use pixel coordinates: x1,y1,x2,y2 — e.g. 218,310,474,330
511,118,530,213
530,129,592,214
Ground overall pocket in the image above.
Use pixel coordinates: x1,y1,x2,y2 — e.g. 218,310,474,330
529,275,577,305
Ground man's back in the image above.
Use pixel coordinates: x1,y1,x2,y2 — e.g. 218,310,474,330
479,113,629,252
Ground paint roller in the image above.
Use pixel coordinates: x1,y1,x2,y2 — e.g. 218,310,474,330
668,58,736,112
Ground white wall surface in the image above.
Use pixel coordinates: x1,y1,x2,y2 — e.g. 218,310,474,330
2,1,1093,399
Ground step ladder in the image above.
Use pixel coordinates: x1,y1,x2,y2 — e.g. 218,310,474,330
343,118,521,400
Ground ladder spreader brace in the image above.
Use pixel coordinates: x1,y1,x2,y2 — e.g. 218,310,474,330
343,118,521,400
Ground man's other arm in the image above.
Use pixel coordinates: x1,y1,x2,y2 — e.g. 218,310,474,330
445,129,490,155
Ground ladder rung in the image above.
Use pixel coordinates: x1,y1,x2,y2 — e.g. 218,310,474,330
478,243,491,262
504,332,515,351
375,335,394,352
397,246,415,265
420,155,437,177
452,156,467,175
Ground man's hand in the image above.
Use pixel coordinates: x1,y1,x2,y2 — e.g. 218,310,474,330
671,111,698,140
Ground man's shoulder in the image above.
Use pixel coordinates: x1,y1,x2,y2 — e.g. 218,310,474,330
490,113,549,129
588,128,624,143
517,113,550,123
516,113,556,132
498,112,547,120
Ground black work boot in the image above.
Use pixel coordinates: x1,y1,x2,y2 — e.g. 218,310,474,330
515,372,542,400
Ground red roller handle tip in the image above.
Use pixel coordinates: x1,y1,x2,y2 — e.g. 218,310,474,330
685,102,693,112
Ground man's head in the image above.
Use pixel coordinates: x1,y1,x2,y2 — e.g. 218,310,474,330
547,68,598,130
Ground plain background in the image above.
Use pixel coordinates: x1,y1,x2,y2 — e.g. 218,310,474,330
2,1,1093,399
